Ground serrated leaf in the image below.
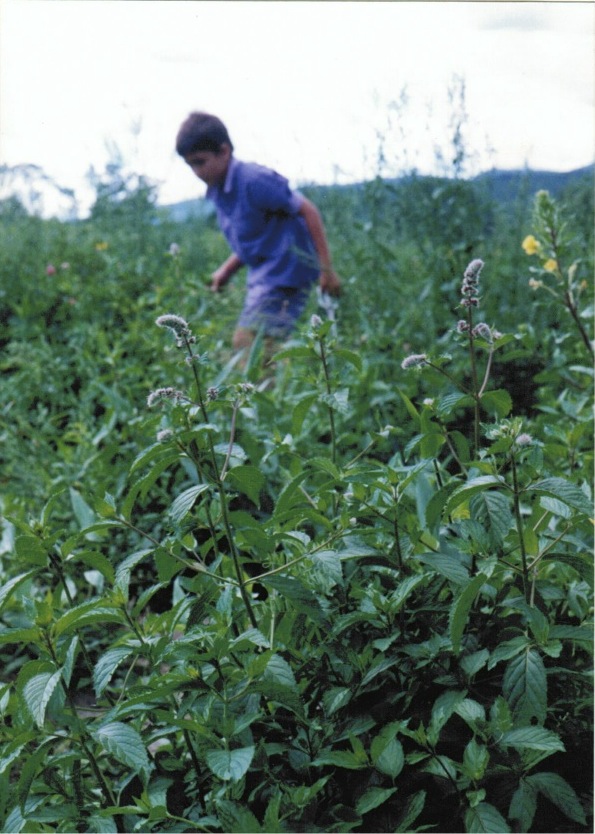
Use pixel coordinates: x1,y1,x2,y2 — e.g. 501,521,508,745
216,799,261,833
417,551,469,585
0,570,38,613
23,670,62,728
449,573,487,654
356,787,397,815
465,801,510,833
94,647,134,697
371,727,404,779
503,647,547,724
470,490,513,545
323,686,352,716
312,749,368,769
480,388,513,417
395,790,426,833
509,779,537,831
263,654,297,688
445,477,506,517
94,721,149,775
14,536,47,566
526,771,587,825
70,487,96,530
53,600,124,637
526,477,592,516
168,484,210,524
206,746,255,781
226,465,264,507
499,726,565,753
335,347,363,372
463,738,489,780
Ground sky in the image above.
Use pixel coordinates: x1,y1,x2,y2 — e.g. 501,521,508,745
0,0,593,217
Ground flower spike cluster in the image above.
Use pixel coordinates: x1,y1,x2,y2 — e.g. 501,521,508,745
460,258,483,308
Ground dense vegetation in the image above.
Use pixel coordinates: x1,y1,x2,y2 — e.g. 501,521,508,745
0,156,593,834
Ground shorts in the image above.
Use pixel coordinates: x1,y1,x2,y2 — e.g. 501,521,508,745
237,284,311,339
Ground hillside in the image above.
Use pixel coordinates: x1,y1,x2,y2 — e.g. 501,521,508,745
161,164,594,222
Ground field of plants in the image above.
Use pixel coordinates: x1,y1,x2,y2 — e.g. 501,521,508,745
0,154,593,834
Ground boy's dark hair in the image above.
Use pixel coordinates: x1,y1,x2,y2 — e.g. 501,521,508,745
176,112,234,157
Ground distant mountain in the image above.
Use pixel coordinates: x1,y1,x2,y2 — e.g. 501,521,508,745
161,197,214,223
470,165,594,204
160,165,594,223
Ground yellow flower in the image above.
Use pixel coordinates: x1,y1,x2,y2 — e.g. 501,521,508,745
522,235,541,255
543,259,558,273
95,241,109,251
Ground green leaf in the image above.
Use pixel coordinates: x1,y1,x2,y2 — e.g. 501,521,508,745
263,653,297,688
509,779,537,831
168,484,210,524
417,551,470,585
94,721,150,776
322,686,352,716
445,477,506,517
436,391,475,417
226,465,264,506
53,600,124,637
503,647,547,724
356,787,397,815
216,799,261,833
291,393,318,435
0,570,38,614
526,477,592,516
206,746,255,781
334,347,363,372
70,487,97,530
93,647,134,697
464,801,510,833
449,573,487,654
470,490,513,545
371,725,405,779
462,738,489,781
14,536,47,566
395,790,426,833
480,388,513,417
499,727,565,753
312,749,368,769
22,670,62,728
526,771,587,825
389,573,427,613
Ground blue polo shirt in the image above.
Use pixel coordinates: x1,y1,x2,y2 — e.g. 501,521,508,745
206,157,318,290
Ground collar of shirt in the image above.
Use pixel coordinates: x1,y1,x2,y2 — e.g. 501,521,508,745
207,156,238,200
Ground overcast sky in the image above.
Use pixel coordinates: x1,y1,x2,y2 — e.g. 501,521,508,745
0,1,593,216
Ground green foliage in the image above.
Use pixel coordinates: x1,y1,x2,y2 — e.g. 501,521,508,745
0,160,592,833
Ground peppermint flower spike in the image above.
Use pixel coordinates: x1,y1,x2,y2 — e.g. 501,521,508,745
155,314,192,340
147,387,185,408
472,322,492,342
401,353,428,370
464,259,484,281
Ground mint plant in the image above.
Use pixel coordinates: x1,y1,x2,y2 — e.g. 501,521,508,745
0,172,592,833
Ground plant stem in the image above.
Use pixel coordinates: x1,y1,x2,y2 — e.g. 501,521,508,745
510,453,530,603
318,333,337,466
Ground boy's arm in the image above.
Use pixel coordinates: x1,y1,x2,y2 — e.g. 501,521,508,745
298,198,341,296
211,253,244,292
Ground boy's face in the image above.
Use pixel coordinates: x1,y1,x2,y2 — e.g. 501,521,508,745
184,144,231,187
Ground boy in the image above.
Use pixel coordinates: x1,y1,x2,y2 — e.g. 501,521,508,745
175,112,341,357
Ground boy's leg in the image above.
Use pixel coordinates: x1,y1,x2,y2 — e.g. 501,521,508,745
232,326,279,379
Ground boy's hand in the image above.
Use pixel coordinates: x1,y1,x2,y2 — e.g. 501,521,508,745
210,269,228,292
211,254,244,291
320,269,341,297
